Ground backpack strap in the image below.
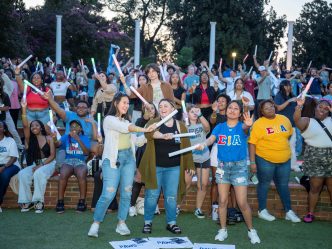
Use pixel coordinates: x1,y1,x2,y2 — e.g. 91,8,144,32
314,118,332,142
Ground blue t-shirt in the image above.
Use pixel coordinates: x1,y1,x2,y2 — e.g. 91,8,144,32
60,134,91,161
184,75,199,89
274,93,296,127
64,111,96,139
212,122,248,162
88,79,95,97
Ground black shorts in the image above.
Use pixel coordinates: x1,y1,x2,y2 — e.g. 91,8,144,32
194,159,210,169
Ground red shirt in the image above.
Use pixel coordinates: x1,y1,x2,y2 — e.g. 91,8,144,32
200,85,210,104
26,86,50,109
244,79,256,99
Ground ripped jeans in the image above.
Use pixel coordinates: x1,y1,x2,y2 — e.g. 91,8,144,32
93,149,135,222
144,166,180,225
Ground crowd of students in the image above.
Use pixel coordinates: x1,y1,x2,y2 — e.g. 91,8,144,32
0,54,332,245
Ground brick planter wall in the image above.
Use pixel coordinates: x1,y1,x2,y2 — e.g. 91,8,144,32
2,176,331,221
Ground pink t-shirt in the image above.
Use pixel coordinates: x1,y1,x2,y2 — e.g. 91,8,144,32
9,80,20,109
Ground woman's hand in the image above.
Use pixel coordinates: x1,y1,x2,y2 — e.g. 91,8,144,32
296,97,305,106
242,96,250,106
119,74,126,85
163,133,174,140
288,97,297,103
250,163,257,173
14,67,21,75
243,112,254,127
97,134,103,144
135,169,142,183
212,101,218,112
186,169,195,176
145,123,157,133
21,99,27,108
69,130,80,140
195,143,206,151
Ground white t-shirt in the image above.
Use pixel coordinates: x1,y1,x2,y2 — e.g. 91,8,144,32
227,90,255,106
0,136,21,168
50,81,71,96
152,83,164,110
224,76,239,94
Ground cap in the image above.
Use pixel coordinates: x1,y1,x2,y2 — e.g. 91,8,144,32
258,66,266,71
69,119,83,128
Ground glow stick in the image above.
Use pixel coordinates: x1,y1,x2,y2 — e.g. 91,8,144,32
300,77,314,100
254,45,257,56
169,144,199,157
181,100,189,125
129,86,148,105
268,51,273,61
155,109,178,128
307,60,312,72
47,121,61,140
112,54,123,76
159,65,166,81
325,67,332,71
23,80,44,95
134,73,138,88
81,59,84,68
63,66,66,77
243,54,249,63
172,132,196,138
49,110,55,132
247,66,253,76
67,68,72,80
91,58,97,74
8,58,13,66
18,55,33,68
35,62,40,72
97,113,101,135
22,84,28,102
219,58,223,69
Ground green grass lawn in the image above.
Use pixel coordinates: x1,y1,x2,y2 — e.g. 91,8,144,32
1,209,332,249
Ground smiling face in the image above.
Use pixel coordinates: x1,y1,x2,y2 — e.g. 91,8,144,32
226,102,241,120
147,68,159,81
70,121,82,134
171,73,180,85
139,75,147,85
200,72,209,84
261,101,276,119
116,96,130,116
30,121,42,135
56,71,65,81
76,102,89,117
159,100,174,118
315,101,331,120
235,79,244,91
217,96,228,111
32,73,42,86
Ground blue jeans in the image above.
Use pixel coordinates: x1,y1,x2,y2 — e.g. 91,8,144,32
144,166,180,225
26,109,50,123
0,164,20,205
93,149,135,222
295,127,302,156
255,155,292,212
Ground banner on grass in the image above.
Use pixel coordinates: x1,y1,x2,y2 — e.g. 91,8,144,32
193,243,235,249
109,238,158,249
148,237,193,248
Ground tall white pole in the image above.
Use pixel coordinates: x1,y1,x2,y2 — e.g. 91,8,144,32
209,22,217,69
56,15,62,65
286,21,294,70
134,20,140,68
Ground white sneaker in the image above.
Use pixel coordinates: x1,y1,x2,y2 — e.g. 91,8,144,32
129,206,137,217
155,205,160,215
116,223,131,235
248,229,261,244
285,210,301,223
292,165,302,172
88,223,99,238
258,209,276,221
215,228,228,241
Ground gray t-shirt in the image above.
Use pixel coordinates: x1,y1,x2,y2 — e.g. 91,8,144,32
257,76,272,100
188,123,210,163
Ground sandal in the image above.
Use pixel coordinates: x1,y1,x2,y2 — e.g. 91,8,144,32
303,212,315,223
142,223,152,234
166,224,181,234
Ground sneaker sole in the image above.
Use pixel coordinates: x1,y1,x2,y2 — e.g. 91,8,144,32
258,215,275,221
35,210,44,214
115,229,130,236
195,215,205,219
88,233,98,238
56,210,64,214
285,217,301,223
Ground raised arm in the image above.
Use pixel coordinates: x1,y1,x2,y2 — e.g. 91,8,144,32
44,90,66,120
21,100,30,145
14,67,24,92
293,98,310,132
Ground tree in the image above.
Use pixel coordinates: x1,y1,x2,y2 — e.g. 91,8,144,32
0,0,29,57
167,0,286,66
293,0,332,67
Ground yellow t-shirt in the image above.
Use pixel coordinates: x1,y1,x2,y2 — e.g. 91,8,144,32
118,133,131,150
248,114,293,163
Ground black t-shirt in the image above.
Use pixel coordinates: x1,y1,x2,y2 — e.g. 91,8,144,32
210,113,227,129
173,86,185,101
0,93,11,121
155,120,180,167
135,117,149,128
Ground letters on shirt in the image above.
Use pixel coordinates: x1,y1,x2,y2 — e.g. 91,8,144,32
66,142,83,155
217,135,241,146
0,146,8,153
265,125,287,135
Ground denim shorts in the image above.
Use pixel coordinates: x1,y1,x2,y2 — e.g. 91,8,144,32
215,159,248,186
26,108,50,123
63,158,87,168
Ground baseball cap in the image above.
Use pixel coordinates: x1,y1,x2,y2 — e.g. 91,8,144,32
258,66,266,71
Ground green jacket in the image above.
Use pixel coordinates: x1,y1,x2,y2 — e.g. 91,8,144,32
139,118,195,201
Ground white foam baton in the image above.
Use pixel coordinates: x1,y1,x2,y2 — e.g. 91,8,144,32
18,55,33,68
35,62,40,72
219,58,223,69
47,121,61,140
247,66,253,76
23,80,44,95
159,65,166,81
97,113,101,135
155,109,178,128
181,100,189,125
67,67,72,80
243,54,249,63
268,51,273,61
307,60,312,72
172,132,196,138
254,45,257,56
169,144,199,157
63,66,66,77
112,54,123,76
129,86,149,105
298,77,314,100
49,110,55,132
134,73,138,88
22,83,28,102
91,58,97,74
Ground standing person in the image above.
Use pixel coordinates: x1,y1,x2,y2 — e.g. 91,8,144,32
192,71,220,119
5,71,20,128
131,74,149,124
0,121,21,213
76,65,89,102
187,106,210,218
294,98,332,223
170,73,186,121
124,63,175,110
227,78,255,111
184,65,199,102
274,80,300,172
18,101,56,213
209,94,231,215
15,67,51,123
255,66,272,117
88,92,156,237
244,73,257,100
197,101,260,244
248,100,301,223
139,99,195,234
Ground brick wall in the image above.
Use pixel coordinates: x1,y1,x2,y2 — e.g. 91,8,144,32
2,176,331,221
